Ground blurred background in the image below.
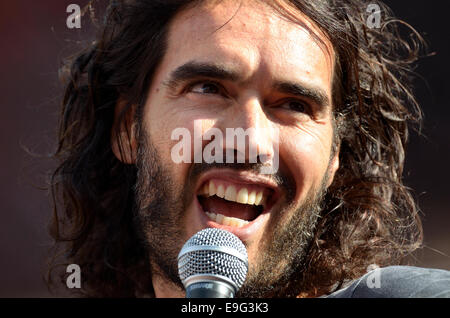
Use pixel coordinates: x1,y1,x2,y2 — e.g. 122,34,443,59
0,0,448,297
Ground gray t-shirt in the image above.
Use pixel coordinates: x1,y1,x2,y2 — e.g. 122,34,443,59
325,266,450,298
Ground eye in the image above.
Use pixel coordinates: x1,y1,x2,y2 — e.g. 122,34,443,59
279,100,309,113
189,81,221,95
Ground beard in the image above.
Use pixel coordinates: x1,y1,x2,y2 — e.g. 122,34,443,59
134,129,330,297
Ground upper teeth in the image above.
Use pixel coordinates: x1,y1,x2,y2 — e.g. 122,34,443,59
200,180,266,206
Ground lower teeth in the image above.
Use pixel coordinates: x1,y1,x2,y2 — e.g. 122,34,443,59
205,211,249,227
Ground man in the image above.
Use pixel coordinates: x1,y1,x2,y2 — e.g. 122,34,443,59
48,0,450,297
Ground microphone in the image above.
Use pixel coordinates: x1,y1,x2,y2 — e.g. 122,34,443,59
178,228,248,298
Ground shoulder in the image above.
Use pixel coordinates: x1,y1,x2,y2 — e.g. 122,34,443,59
326,266,450,298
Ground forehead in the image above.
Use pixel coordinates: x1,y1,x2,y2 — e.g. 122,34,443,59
161,0,334,93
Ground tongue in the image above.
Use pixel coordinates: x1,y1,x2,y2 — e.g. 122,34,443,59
199,196,260,221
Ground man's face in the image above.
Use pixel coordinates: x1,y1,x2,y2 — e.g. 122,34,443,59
133,0,338,296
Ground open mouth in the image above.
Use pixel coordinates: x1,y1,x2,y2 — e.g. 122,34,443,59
197,178,276,228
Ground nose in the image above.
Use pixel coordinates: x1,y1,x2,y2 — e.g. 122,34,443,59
221,96,278,169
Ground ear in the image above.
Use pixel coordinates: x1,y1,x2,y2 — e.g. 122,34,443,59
326,150,340,188
111,98,137,164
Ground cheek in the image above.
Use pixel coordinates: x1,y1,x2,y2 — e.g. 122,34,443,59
279,125,332,201
142,101,192,180
144,100,219,177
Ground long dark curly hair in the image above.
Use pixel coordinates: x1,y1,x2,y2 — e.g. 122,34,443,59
47,0,426,297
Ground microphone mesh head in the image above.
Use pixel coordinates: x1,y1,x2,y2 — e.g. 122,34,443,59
178,228,248,291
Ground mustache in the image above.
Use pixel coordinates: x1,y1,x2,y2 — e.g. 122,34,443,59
187,161,295,201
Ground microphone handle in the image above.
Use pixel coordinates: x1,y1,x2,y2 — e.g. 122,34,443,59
186,280,235,298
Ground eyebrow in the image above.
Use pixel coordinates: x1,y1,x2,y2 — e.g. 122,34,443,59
163,61,241,89
273,81,330,109
164,61,330,108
